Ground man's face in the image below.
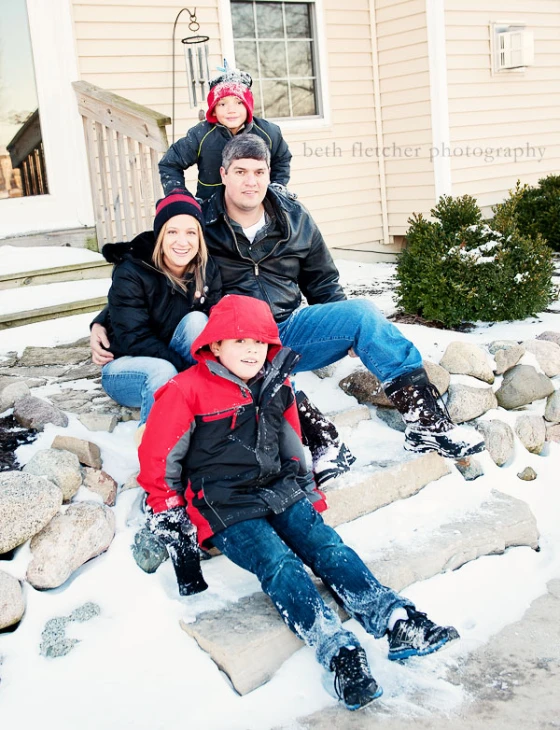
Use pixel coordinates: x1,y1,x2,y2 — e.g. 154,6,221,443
220,158,270,214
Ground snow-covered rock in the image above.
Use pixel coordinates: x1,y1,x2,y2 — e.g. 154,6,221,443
23,449,82,502
27,502,115,589
495,365,555,410
440,342,495,384
0,472,63,553
0,571,24,629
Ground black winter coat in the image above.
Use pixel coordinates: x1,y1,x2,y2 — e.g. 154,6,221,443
101,231,222,371
201,187,347,322
158,118,292,199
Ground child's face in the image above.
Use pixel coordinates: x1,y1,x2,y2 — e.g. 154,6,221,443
214,95,248,134
210,338,268,382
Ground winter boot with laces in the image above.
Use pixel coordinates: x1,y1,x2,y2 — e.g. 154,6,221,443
387,607,460,661
329,645,383,710
296,391,356,486
384,367,485,460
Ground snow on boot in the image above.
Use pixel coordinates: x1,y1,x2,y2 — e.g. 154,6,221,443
387,608,460,661
296,391,356,486
329,646,383,710
384,367,485,460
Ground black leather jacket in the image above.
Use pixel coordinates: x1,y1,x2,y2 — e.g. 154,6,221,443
202,187,346,322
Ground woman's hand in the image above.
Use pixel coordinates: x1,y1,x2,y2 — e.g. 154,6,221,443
90,323,114,366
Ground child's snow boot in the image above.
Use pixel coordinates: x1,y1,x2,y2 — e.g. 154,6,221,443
296,391,356,486
387,607,460,661
384,367,485,460
330,646,383,710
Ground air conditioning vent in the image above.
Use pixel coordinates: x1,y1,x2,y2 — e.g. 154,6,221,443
497,29,535,70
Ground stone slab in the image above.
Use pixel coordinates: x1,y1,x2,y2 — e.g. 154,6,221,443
180,491,538,696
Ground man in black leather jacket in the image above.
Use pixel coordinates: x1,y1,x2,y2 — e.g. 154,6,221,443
201,135,484,461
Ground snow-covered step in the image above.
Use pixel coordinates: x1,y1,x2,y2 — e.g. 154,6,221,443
181,490,539,696
0,260,112,291
0,279,110,330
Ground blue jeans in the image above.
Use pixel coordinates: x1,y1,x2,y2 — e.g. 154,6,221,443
211,498,412,669
277,299,422,384
101,311,208,424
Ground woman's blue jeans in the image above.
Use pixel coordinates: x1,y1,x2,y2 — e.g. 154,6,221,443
211,498,412,669
277,299,422,384
101,311,208,424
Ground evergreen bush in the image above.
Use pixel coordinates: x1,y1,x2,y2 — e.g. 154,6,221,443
493,176,560,251
396,194,555,328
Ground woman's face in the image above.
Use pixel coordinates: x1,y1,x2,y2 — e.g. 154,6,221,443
161,214,200,276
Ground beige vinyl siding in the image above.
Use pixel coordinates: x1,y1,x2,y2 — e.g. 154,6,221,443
71,0,388,253
375,0,435,235
444,1,560,211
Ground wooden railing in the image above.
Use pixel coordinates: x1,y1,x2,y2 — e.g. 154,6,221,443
7,109,48,196
73,80,171,248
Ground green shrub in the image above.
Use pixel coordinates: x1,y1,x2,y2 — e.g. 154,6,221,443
396,194,555,328
493,176,560,251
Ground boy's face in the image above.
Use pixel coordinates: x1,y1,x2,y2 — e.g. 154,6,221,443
210,338,268,382
214,95,247,134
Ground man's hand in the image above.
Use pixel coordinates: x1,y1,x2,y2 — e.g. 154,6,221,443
90,323,114,366
348,347,358,358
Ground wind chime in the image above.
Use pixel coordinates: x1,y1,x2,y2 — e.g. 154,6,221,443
171,8,211,137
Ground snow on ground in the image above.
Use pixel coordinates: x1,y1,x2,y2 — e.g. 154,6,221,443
1,254,560,730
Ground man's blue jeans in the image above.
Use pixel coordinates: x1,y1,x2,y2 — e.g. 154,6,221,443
211,498,413,669
101,311,208,424
278,299,422,384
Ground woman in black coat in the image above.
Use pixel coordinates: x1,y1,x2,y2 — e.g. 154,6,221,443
98,192,221,426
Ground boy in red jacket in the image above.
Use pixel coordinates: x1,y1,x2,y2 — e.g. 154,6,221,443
138,295,459,711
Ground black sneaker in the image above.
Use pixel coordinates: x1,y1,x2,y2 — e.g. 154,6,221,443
330,646,383,711
314,444,357,487
387,608,460,661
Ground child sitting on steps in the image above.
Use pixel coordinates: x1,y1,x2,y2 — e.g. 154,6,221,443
137,294,459,711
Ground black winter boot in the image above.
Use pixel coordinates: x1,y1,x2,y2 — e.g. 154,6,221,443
384,368,485,459
387,607,460,661
296,391,356,486
330,646,383,710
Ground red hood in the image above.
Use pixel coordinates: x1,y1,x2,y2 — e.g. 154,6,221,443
192,295,282,363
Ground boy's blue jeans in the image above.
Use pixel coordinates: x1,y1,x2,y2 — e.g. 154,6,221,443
211,497,413,670
101,311,208,424
277,299,422,383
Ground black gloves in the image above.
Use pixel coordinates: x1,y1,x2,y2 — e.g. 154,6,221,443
147,507,208,596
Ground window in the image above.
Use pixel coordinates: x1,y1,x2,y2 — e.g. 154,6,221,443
231,0,321,119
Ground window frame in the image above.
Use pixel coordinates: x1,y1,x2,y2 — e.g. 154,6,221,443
218,0,331,130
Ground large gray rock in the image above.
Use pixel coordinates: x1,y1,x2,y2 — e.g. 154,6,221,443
446,383,498,423
536,330,560,347
13,395,68,431
440,342,495,384
424,360,451,396
522,339,560,377
23,449,82,502
181,491,538,696
494,344,525,375
476,419,515,466
51,435,102,469
495,365,555,410
515,414,546,454
0,380,30,412
18,346,91,367
0,570,24,629
0,472,63,553
488,340,521,355
375,406,406,432
545,390,560,423
27,501,115,589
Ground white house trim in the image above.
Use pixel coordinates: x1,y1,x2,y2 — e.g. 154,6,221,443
1,0,94,238
426,0,452,200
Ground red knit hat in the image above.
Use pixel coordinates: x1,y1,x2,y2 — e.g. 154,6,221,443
206,70,254,125
153,191,204,240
